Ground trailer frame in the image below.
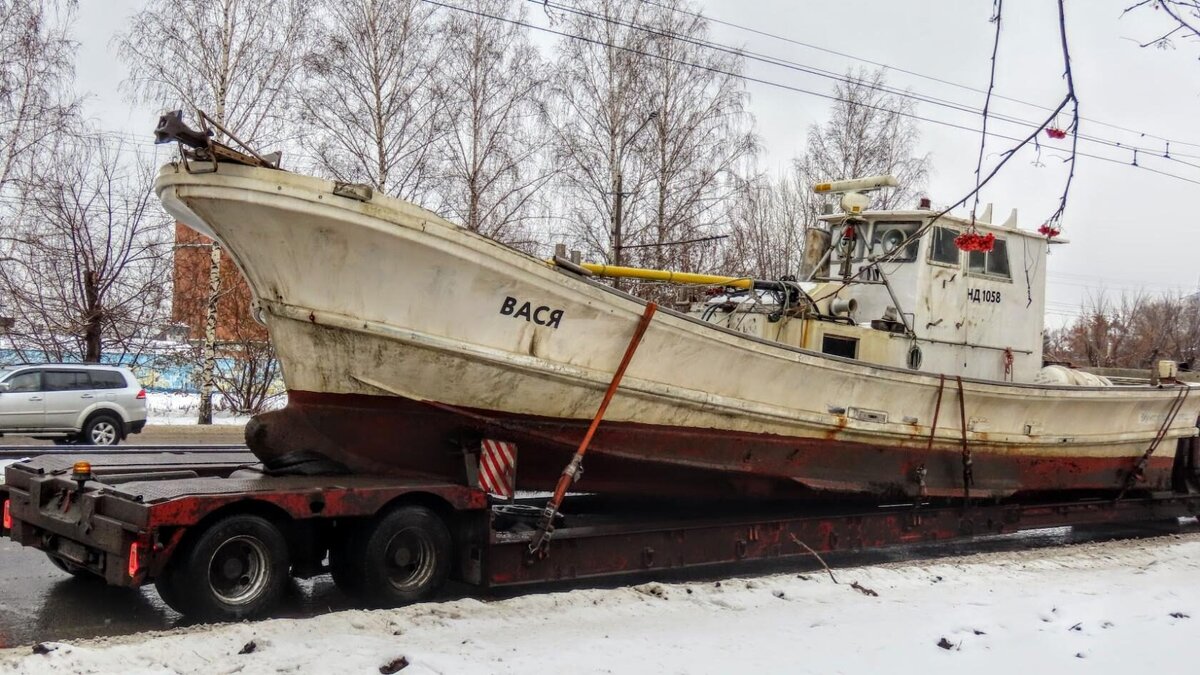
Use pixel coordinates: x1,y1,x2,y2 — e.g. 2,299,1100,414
2,450,1200,618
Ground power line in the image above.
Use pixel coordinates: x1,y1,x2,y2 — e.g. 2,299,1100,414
636,0,1200,152
534,0,1200,171
424,0,1200,188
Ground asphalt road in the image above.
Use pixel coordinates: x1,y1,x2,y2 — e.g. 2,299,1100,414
0,424,246,447
0,518,1193,648
0,536,362,648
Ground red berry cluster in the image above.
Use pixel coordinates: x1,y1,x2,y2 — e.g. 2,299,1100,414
1037,223,1061,238
954,231,995,252
1045,128,1067,140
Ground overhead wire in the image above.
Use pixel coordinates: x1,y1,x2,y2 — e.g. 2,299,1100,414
635,0,1200,152
535,0,1200,170
420,1,1200,188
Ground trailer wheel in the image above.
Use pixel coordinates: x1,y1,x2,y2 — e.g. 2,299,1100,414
343,505,451,607
46,553,94,578
155,514,290,620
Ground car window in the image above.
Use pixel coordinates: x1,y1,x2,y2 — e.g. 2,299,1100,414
89,370,128,389
4,371,41,393
45,370,92,391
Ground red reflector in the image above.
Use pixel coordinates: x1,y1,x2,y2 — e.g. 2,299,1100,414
128,541,140,577
136,389,146,400
2,500,10,530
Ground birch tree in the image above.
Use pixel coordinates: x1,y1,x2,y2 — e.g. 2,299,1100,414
298,0,445,202
0,0,78,197
0,0,79,341
795,69,930,227
632,0,757,274
437,0,552,246
547,0,656,268
721,172,807,280
117,0,310,423
0,143,171,364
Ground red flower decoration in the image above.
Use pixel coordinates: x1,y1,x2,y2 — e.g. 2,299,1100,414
954,231,995,253
1046,128,1067,140
1037,223,1061,238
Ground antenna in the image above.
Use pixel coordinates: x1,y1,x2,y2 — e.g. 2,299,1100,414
811,175,898,215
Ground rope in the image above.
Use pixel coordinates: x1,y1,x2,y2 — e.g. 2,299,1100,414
527,302,658,561
915,374,947,508
956,376,973,502
1116,384,1191,501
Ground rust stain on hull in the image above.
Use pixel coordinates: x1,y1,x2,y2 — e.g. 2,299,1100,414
244,390,1176,502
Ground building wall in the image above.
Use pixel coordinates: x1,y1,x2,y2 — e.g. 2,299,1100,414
172,223,267,342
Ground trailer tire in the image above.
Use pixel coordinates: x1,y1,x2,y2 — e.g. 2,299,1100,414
344,505,451,607
155,514,290,620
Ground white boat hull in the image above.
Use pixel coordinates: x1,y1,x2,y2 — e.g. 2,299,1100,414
155,164,1200,500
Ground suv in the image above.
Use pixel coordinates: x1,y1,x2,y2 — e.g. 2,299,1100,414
0,364,148,446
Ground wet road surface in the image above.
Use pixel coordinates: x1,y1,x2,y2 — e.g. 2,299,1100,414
0,518,1194,648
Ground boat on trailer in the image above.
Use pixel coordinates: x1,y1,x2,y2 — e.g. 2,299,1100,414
153,114,1199,503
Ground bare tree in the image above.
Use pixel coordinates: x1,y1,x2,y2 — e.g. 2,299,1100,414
1057,291,1200,370
1123,1,1200,52
794,68,931,228
629,0,757,275
298,0,446,202
118,0,310,145
436,0,553,246
117,0,310,423
546,0,656,268
0,0,78,195
0,142,171,364
721,172,807,280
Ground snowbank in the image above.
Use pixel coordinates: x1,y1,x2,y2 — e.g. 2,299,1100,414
2,533,1197,674
146,392,282,426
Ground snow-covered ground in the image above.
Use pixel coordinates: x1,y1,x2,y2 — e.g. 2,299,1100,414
146,392,276,426
2,532,1197,674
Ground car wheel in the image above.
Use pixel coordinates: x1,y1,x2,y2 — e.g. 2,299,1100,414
82,415,121,446
339,505,451,608
155,514,290,621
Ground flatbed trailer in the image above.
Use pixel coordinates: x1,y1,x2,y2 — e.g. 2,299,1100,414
3,451,1200,620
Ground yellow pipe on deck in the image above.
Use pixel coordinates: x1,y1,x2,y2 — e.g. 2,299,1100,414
577,263,754,289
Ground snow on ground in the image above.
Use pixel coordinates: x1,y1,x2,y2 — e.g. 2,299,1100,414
145,392,256,426
2,533,1198,674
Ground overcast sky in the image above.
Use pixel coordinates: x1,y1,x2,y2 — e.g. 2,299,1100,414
73,0,1200,327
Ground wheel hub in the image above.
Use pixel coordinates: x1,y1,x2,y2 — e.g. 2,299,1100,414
383,528,434,592
208,535,269,605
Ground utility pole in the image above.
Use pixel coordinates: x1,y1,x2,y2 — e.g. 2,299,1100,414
609,111,658,292
612,171,624,290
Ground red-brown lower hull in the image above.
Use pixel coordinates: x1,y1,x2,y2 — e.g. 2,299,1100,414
244,390,1176,501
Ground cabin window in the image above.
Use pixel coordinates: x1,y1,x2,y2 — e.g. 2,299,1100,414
821,334,859,359
967,238,1011,280
929,227,960,265
871,221,920,262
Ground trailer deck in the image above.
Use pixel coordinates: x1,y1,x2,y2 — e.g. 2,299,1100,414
3,450,1200,620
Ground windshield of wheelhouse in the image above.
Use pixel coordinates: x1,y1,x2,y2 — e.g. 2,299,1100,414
829,220,922,264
